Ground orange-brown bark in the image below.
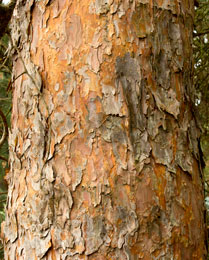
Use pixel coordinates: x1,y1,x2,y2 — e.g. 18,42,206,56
3,0,207,259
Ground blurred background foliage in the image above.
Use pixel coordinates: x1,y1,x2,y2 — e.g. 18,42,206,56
193,0,209,213
0,33,12,259
0,0,208,258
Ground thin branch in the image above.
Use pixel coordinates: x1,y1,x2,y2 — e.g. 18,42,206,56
6,71,27,93
0,52,11,72
5,106,12,117
0,98,11,101
0,192,7,195
0,156,7,162
0,41,7,51
11,71,26,84
0,64,12,73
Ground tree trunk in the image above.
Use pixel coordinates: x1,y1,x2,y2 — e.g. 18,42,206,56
3,0,207,259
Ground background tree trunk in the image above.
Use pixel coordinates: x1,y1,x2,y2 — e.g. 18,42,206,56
3,0,207,259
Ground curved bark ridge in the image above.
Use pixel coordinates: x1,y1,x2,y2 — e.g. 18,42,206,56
3,0,207,259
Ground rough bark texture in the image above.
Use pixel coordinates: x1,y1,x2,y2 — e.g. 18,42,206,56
3,0,207,259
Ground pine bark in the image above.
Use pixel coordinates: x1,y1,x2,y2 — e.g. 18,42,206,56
3,0,207,259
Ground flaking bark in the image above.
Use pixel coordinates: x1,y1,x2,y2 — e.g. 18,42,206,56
3,0,207,259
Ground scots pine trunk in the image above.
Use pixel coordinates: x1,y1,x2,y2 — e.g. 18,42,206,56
3,0,207,259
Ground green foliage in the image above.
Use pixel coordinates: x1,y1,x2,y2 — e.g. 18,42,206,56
0,34,11,186
194,0,209,150
0,33,12,259
194,0,209,253
194,1,209,182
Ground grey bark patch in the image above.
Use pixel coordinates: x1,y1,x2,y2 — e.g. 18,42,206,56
63,71,76,96
87,96,105,128
111,206,139,250
83,215,105,255
69,220,85,255
52,226,74,250
30,233,51,258
102,84,123,115
188,119,200,159
54,183,73,227
115,53,147,170
95,0,110,14
71,166,83,191
43,163,55,182
51,111,75,144
115,53,145,131
151,129,174,169
155,50,171,89
4,213,18,243
147,109,166,139
116,53,140,81
134,131,151,166
175,130,193,174
153,87,180,118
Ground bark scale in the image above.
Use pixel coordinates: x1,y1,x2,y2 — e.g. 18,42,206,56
3,0,207,259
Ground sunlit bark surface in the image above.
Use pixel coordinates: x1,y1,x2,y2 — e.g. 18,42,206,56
3,0,207,259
